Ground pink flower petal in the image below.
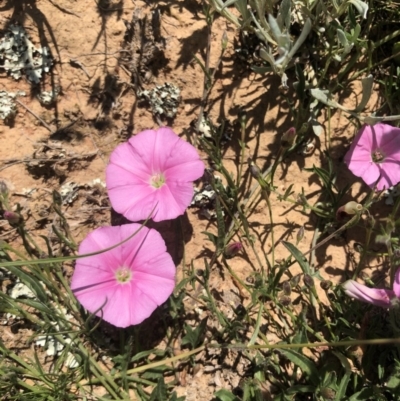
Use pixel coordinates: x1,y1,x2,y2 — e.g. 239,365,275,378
108,142,152,181
359,163,381,187
345,123,400,189
75,226,124,275
393,268,400,299
344,125,374,164
373,123,400,150
377,162,400,190
152,182,194,222
106,159,151,187
128,129,178,172
343,280,394,307
106,127,204,222
71,224,176,327
107,184,157,222
164,159,206,182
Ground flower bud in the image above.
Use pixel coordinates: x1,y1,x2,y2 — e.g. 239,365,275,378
297,193,307,206
320,388,336,399
0,180,8,196
248,160,262,180
279,295,291,306
296,225,305,244
320,280,332,291
224,242,243,258
281,127,296,148
3,211,21,226
336,201,363,221
282,281,291,296
303,274,314,288
221,31,228,50
290,274,301,287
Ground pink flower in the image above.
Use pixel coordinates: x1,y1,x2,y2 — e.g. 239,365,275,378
343,268,400,308
106,127,205,222
224,242,243,258
344,123,400,190
71,224,176,328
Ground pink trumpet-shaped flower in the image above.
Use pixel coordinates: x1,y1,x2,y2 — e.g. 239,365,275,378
343,268,400,308
106,127,205,222
71,224,176,328
344,123,400,190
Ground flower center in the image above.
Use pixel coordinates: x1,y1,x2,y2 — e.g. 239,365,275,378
150,172,166,189
372,148,386,163
115,266,132,284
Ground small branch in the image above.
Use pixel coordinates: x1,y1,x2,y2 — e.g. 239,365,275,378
15,99,54,133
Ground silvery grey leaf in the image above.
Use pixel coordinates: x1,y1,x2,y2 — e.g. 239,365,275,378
310,119,324,137
362,114,400,125
268,14,282,41
259,47,276,66
283,18,312,69
337,28,349,47
310,88,349,111
277,0,291,30
349,0,368,19
352,75,373,113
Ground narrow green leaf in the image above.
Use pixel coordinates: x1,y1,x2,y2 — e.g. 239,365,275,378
6,265,48,302
332,351,351,374
215,388,241,401
142,366,171,380
294,64,306,101
348,387,374,400
335,372,351,400
282,241,310,274
279,349,319,386
286,384,316,394
182,317,208,349
215,197,226,253
149,377,168,401
202,231,218,246
130,349,165,363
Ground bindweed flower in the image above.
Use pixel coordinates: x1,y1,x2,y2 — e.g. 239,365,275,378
224,241,243,258
3,211,21,226
336,201,363,221
106,127,205,222
344,123,400,190
281,127,296,148
71,224,176,328
343,268,400,308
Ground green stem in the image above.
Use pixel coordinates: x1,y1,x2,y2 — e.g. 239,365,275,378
354,225,373,279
